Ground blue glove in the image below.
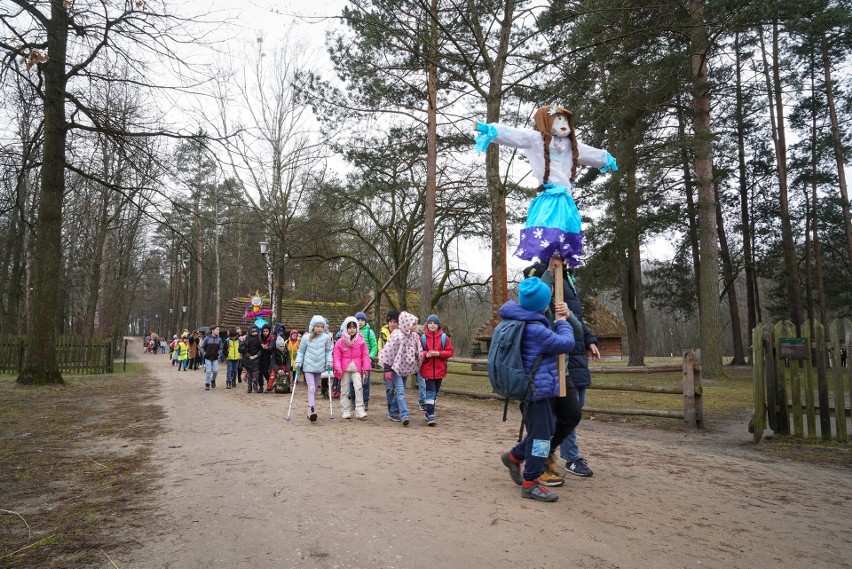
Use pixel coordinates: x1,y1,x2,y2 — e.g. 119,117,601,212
473,122,498,153
599,151,618,173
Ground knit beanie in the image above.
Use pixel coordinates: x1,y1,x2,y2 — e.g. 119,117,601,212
426,314,440,327
387,309,400,322
518,277,551,313
355,311,368,321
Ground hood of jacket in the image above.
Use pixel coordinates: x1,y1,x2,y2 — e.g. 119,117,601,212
398,311,418,335
308,315,328,333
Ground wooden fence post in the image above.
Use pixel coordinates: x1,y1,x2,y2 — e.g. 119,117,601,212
829,320,847,443
753,324,766,443
682,349,702,428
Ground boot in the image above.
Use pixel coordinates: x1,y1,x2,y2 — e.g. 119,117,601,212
540,452,564,487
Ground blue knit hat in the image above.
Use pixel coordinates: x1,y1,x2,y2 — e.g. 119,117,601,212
426,314,440,326
355,311,368,321
518,277,551,312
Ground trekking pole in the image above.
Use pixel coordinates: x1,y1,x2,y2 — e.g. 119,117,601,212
328,372,335,420
285,369,299,421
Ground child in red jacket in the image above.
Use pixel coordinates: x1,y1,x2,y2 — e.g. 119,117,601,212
418,314,454,426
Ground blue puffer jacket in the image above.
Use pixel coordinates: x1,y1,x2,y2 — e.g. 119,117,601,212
498,301,575,401
539,270,598,388
295,315,333,373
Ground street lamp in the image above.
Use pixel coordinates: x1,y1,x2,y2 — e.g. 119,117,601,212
260,241,276,323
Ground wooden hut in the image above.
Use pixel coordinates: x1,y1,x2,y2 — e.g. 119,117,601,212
472,297,625,361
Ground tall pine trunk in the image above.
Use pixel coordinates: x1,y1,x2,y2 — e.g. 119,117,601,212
420,0,439,320
689,0,722,378
735,32,758,348
18,3,68,384
715,183,746,365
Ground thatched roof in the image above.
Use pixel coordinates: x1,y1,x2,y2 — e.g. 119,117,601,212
360,290,423,319
220,296,359,334
473,296,626,341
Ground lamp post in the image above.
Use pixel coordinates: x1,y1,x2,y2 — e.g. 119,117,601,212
260,241,275,323
181,305,187,333
169,308,173,336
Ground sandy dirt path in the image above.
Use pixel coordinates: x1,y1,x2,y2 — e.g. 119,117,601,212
121,351,852,569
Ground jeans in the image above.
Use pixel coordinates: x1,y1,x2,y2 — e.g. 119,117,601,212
423,378,442,418
392,372,409,419
204,359,218,385
416,372,426,404
385,373,398,417
227,360,240,384
559,386,586,461
510,398,556,482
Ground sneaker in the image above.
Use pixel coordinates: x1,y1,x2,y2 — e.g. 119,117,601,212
364,403,369,411
226,382,232,389
539,470,564,487
500,452,523,486
521,481,558,502
402,417,410,426
565,457,593,477
426,416,436,426
211,380,216,388
205,384,210,390
418,401,426,412
342,409,351,420
309,407,317,422
356,409,367,419
387,414,401,422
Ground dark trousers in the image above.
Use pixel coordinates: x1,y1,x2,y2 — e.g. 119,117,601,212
550,383,582,451
510,398,556,482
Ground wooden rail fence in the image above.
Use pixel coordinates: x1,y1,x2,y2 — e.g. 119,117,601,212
432,349,703,428
0,336,115,375
752,320,851,443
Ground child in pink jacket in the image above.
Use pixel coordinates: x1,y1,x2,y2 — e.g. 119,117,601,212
333,316,372,419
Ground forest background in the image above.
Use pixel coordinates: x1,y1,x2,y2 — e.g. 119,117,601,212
1,0,851,383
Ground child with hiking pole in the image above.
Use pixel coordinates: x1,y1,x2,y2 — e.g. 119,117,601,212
333,317,372,420
294,315,333,422
418,314,454,426
378,311,423,426
498,277,575,502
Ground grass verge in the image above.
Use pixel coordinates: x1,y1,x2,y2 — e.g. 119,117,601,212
0,369,164,567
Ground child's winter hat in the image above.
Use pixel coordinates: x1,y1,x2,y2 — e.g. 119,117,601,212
518,277,551,313
387,309,400,322
426,314,440,326
355,311,368,321
343,316,359,330
289,329,299,339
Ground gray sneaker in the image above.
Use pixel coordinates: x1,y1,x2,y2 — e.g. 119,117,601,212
387,414,401,422
500,452,523,486
521,482,558,502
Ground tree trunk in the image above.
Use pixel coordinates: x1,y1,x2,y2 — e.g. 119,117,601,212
621,163,646,366
765,22,803,328
821,36,852,272
689,0,722,379
677,99,701,291
734,32,758,347
715,183,746,365
420,0,439,321
18,3,68,385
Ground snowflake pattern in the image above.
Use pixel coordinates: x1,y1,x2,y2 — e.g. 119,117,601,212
515,248,525,257
533,228,543,239
559,234,565,243
539,239,550,248
520,231,526,240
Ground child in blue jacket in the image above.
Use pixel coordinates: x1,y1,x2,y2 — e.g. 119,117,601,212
499,276,575,502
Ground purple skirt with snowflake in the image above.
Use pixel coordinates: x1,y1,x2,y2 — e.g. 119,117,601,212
512,184,583,267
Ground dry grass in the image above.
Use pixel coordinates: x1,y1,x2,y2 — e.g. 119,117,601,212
0,364,164,567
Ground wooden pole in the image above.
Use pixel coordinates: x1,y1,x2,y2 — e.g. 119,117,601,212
554,259,566,397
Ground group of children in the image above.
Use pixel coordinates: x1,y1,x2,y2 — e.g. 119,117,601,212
166,309,455,426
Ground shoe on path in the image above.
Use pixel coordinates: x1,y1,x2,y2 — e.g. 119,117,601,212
401,417,410,426
565,457,593,477
500,452,523,486
342,409,351,419
204,384,210,390
426,416,436,426
521,481,558,502
309,407,318,422
387,414,401,422
356,409,367,419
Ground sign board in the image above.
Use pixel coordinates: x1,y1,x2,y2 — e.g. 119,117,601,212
779,337,809,360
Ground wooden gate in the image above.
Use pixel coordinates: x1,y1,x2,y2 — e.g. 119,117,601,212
752,320,851,443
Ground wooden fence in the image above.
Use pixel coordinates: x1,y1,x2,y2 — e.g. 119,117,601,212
0,336,115,375
435,349,704,428
752,320,851,443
